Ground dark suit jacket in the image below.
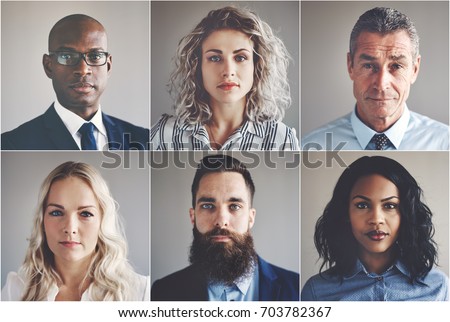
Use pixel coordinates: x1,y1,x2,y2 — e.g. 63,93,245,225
1,105,149,150
151,256,299,301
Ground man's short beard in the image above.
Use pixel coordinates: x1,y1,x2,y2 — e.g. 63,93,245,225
189,226,258,286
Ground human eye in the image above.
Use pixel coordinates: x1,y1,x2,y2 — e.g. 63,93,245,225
207,55,221,62
87,52,104,62
362,63,375,70
48,210,63,217
58,52,73,59
384,202,398,210
200,203,214,210
355,202,369,209
390,63,404,71
235,55,247,62
80,211,94,218
229,204,242,211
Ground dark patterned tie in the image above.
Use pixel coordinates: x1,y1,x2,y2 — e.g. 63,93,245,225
78,122,97,150
373,133,389,150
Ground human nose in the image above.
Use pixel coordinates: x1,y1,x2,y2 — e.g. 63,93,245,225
73,55,92,76
368,206,385,226
63,214,78,235
222,58,236,78
215,206,230,228
372,67,391,91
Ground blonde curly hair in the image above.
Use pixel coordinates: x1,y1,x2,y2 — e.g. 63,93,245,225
171,6,291,125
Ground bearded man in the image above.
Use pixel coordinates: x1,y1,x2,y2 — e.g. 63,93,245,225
151,154,299,301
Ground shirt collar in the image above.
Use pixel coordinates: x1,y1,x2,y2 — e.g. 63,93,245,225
351,105,411,149
344,259,428,285
178,118,264,138
208,262,257,299
54,100,107,137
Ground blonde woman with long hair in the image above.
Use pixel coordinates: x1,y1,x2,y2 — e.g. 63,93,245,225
1,161,149,301
151,6,299,150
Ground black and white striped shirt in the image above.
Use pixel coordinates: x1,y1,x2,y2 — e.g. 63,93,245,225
150,114,299,150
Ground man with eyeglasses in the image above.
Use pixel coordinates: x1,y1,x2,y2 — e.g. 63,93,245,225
1,14,149,150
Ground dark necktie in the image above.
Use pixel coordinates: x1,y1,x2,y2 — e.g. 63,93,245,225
78,122,97,150
373,133,389,150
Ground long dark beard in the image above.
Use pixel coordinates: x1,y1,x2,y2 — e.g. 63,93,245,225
189,226,258,286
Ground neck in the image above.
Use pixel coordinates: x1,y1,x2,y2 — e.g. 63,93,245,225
358,248,396,275
54,257,91,288
206,99,246,148
63,104,99,121
356,104,404,133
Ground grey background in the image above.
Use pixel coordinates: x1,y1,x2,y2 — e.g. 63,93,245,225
151,1,299,133
301,151,449,288
151,152,300,285
1,1,150,132
301,1,449,136
1,152,150,288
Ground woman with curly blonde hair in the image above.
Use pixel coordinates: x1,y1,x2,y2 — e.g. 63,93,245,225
151,6,299,150
1,161,149,301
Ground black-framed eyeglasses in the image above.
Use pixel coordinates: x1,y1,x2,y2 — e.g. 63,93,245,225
49,51,109,66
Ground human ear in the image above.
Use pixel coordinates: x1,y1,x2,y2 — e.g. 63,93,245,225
43,54,53,79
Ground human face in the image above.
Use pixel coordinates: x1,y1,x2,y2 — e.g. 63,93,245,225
190,172,255,243
201,29,254,109
348,31,420,132
349,174,401,262
43,19,112,112
44,177,101,266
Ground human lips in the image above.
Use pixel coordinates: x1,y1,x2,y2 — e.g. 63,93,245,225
217,82,239,91
210,235,231,242
365,230,389,241
59,241,81,248
70,82,95,94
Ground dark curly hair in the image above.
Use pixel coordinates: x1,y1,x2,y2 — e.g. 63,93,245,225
314,156,437,283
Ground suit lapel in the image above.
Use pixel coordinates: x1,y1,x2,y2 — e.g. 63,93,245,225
102,113,122,150
43,105,79,150
258,257,281,301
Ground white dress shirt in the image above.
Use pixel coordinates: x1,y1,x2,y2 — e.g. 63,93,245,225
302,106,449,150
54,100,108,150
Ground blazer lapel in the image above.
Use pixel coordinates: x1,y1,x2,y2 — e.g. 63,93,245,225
43,105,79,150
102,113,122,150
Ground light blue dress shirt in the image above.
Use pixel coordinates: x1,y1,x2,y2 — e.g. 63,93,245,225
207,263,259,301
301,260,449,301
301,106,449,150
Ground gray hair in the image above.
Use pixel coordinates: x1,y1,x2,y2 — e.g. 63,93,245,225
349,7,420,63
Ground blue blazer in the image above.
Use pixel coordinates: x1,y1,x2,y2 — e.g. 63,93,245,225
1,105,149,150
151,256,299,301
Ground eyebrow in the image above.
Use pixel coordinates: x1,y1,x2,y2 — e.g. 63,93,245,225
53,46,106,52
204,48,252,54
46,203,97,210
351,195,400,202
196,196,245,204
358,53,408,62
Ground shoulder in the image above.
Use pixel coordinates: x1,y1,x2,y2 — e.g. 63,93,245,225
422,267,449,285
1,112,50,150
402,111,449,150
103,113,149,135
133,274,150,301
301,113,352,148
151,265,206,301
259,258,299,282
1,271,25,301
301,271,340,301
258,257,299,300
253,120,300,150
150,114,195,150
